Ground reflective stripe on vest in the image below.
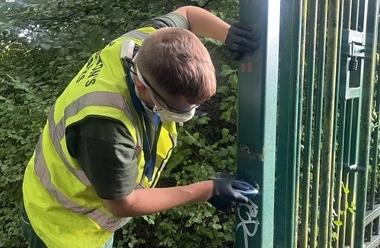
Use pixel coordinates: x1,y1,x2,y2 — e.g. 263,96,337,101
34,135,131,232
39,91,142,231
48,109,91,185
23,27,177,246
47,91,142,186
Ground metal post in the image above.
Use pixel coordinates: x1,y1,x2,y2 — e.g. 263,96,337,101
235,0,281,247
332,1,348,246
300,0,318,245
275,0,303,247
354,0,380,246
318,0,341,247
310,0,329,246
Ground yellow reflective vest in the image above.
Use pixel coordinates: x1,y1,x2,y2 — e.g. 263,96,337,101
22,27,177,248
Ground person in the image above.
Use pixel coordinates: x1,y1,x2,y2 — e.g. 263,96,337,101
21,5,259,248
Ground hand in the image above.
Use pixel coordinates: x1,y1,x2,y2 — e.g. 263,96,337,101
208,173,254,212
225,22,260,60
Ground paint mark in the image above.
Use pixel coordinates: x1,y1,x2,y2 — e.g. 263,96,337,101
236,199,260,248
246,62,252,72
238,144,264,161
241,63,247,72
240,63,253,73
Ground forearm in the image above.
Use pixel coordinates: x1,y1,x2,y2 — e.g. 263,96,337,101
104,180,214,217
175,6,230,42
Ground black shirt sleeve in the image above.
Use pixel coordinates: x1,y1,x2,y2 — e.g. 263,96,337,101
66,117,138,200
143,11,190,29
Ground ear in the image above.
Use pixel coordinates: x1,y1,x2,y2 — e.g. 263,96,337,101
134,77,147,92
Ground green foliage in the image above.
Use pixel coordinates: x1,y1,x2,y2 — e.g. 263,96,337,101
113,57,240,248
0,0,239,247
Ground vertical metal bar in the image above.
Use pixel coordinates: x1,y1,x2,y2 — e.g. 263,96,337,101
274,0,303,246
366,80,379,242
310,1,329,247
364,17,380,246
340,100,354,247
345,99,359,246
326,0,344,246
369,45,380,213
354,0,380,246
318,0,341,247
335,2,353,247
352,0,361,30
377,22,380,209
345,0,353,30
300,0,318,246
331,0,347,246
333,102,347,248
339,172,351,247
358,0,367,32
235,0,281,247
298,0,309,245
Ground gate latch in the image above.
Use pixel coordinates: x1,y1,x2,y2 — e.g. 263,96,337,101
341,29,366,99
343,29,365,72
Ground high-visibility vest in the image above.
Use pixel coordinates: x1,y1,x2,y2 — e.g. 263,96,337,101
22,27,177,248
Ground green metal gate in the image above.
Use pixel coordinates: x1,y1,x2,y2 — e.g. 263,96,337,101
235,0,380,247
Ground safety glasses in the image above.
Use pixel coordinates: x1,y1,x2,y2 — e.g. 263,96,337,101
134,65,199,114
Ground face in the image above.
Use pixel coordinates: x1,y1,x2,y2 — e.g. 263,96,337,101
133,64,201,122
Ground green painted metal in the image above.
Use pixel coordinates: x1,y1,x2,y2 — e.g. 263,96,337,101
296,1,308,245
367,17,380,244
340,101,354,247
235,0,380,247
355,0,380,246
299,0,318,245
331,1,346,247
235,0,281,247
317,0,341,247
333,2,356,246
310,0,328,247
345,102,359,246
274,0,303,247
332,101,347,248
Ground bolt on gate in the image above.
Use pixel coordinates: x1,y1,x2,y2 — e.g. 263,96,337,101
234,0,380,247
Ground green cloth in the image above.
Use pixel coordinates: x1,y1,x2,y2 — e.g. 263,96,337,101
143,11,190,29
67,117,139,200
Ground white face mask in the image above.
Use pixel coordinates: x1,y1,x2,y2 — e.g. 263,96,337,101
134,64,198,123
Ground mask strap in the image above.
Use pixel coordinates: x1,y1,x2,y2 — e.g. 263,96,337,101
144,113,161,179
121,39,162,181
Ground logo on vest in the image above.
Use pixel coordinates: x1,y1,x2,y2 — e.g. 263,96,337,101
76,51,103,87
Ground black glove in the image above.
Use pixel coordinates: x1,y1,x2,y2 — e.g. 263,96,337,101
225,22,260,60
208,174,253,212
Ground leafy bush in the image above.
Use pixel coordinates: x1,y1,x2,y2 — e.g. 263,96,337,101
0,1,240,247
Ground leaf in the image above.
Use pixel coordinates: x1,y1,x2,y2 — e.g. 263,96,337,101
221,64,237,76
332,231,338,241
40,43,51,50
348,207,356,215
342,183,350,194
333,220,343,227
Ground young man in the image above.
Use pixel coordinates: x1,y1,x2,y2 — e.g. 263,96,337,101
21,6,259,248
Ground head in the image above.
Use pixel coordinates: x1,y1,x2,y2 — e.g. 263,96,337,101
133,27,216,122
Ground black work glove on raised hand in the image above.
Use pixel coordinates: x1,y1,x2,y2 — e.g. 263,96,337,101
208,174,251,212
225,22,260,60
